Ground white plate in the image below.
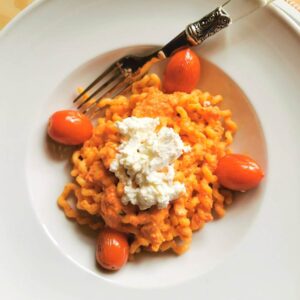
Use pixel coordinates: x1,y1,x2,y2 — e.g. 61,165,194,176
275,0,300,25
0,0,300,299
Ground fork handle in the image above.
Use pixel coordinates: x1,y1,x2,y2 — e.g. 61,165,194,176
157,0,275,58
157,6,231,58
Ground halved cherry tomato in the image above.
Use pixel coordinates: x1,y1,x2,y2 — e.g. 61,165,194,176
96,228,129,271
163,48,201,93
48,110,93,145
215,154,264,191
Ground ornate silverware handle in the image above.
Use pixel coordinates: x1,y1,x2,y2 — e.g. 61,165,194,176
156,6,231,58
151,0,274,59
186,7,232,45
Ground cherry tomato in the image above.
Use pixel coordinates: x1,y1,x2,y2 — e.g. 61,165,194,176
163,48,201,93
215,154,264,191
96,228,129,271
48,110,93,145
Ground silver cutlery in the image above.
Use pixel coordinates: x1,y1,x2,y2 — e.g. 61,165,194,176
74,0,274,115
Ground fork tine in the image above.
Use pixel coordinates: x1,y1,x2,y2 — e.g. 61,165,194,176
109,81,132,99
88,80,134,116
77,70,123,110
86,71,149,115
73,63,117,104
107,73,143,99
82,76,126,115
98,78,131,100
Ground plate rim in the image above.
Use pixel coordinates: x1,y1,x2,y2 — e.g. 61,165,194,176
1,0,300,40
0,0,299,298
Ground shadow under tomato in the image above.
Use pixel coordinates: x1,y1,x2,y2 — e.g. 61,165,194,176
94,246,177,274
134,249,176,261
226,186,263,212
45,132,79,161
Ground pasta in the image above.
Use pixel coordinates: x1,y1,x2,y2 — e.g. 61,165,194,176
58,73,237,255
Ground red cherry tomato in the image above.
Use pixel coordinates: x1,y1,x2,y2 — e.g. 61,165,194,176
215,154,264,191
48,110,93,145
163,48,201,93
96,228,129,271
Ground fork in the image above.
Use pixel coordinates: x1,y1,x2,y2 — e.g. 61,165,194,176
74,0,274,115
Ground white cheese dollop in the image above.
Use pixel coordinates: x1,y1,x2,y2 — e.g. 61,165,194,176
109,117,190,210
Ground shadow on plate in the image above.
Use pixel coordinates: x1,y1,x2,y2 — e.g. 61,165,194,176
44,132,78,161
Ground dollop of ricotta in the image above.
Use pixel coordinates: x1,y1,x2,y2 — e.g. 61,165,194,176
109,117,190,210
